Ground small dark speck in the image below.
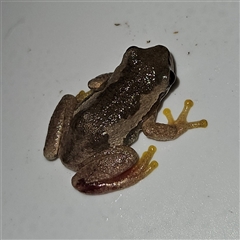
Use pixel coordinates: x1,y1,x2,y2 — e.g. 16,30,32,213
229,210,233,213
114,23,121,26
195,43,198,46
146,40,151,43
188,51,190,55
28,48,31,52
173,31,179,34
59,90,63,94
207,195,210,198
125,22,130,28
186,16,188,18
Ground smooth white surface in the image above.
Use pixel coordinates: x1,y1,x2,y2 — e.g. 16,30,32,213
2,1,239,239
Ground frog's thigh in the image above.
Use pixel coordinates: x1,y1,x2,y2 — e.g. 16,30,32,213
142,99,208,141
44,94,77,160
72,145,158,194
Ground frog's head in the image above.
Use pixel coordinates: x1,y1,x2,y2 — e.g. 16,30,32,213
126,45,176,91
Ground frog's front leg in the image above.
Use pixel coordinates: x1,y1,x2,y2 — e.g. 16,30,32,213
44,95,77,160
72,145,158,194
88,73,113,90
75,73,113,103
142,99,208,141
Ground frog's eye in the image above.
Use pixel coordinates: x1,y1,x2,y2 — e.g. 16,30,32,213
169,70,176,86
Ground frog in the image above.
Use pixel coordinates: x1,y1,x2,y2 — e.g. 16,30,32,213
43,45,208,194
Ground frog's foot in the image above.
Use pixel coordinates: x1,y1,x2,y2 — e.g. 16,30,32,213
72,146,158,194
75,90,94,104
163,99,208,135
142,99,208,141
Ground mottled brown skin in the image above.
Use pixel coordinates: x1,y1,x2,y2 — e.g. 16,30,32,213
61,46,174,168
44,45,207,194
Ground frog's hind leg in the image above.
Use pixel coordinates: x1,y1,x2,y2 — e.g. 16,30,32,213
72,145,158,194
142,99,208,141
44,95,77,160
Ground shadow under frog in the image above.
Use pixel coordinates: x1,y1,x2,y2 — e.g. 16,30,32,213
44,45,207,194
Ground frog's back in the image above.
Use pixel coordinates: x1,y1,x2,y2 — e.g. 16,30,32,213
72,45,175,147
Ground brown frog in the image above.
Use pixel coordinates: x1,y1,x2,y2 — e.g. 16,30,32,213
43,45,208,194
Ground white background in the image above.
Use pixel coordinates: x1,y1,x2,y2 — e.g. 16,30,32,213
2,1,239,239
